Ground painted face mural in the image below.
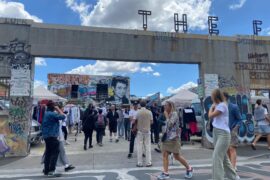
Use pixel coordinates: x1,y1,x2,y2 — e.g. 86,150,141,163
114,82,127,99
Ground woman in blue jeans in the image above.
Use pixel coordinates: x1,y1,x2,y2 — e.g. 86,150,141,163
208,89,238,180
42,101,66,177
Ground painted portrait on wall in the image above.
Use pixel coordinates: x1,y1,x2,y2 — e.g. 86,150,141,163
107,76,130,105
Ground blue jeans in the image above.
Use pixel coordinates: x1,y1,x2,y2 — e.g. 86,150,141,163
258,125,270,134
124,118,130,140
117,120,124,137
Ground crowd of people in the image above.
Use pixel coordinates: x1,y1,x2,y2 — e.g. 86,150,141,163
40,88,270,179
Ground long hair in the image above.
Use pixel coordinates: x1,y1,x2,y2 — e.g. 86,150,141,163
165,100,176,113
211,89,225,104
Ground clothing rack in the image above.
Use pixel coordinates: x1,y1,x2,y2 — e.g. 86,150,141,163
64,104,81,141
181,107,199,145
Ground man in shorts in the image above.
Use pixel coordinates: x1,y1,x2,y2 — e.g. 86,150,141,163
224,92,242,171
252,99,270,150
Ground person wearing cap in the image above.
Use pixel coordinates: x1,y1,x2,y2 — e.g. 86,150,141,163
42,100,66,177
127,101,139,158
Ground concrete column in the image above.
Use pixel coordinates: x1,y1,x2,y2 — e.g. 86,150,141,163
1,40,34,157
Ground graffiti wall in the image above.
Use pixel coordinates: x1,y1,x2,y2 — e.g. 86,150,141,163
203,94,254,144
0,40,34,157
48,74,130,105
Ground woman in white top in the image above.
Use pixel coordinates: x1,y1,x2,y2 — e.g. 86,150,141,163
208,89,238,180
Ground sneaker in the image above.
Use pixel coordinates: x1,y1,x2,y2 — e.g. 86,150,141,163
136,163,143,167
84,145,87,151
154,148,161,153
89,145,93,149
99,143,103,147
185,167,193,179
42,169,48,176
115,139,119,143
251,143,256,150
64,165,75,172
157,172,170,180
65,141,70,145
145,163,152,167
48,171,61,177
127,153,133,159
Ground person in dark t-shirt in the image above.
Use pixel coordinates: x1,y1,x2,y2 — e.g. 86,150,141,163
106,105,119,142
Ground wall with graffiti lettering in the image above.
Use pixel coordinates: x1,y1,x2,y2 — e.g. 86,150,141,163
0,39,34,157
48,74,130,105
203,94,254,144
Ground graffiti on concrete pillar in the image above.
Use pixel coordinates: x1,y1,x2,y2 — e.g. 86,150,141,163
203,94,254,144
0,39,33,157
219,75,249,95
9,97,30,122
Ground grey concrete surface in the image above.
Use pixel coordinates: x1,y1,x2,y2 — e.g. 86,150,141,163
1,130,270,179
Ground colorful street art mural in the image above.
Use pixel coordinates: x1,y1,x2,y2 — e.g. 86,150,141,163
0,115,28,157
48,74,130,105
203,94,255,143
0,39,34,157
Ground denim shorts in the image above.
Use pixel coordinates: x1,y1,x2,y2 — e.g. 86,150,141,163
258,125,270,134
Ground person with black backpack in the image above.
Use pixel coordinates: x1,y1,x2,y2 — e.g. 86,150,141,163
95,109,106,146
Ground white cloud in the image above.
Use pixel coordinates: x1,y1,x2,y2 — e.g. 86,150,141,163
0,0,42,22
65,0,92,25
167,81,197,94
66,60,151,76
262,27,270,36
149,63,157,66
35,57,47,66
153,72,160,77
67,61,160,76
229,0,247,10
141,66,153,73
34,80,47,89
66,0,212,32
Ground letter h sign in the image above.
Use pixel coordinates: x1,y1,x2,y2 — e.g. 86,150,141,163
174,13,188,33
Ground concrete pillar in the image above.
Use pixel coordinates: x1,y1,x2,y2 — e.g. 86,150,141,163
0,40,34,157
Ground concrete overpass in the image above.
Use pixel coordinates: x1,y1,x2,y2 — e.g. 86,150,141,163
0,17,270,156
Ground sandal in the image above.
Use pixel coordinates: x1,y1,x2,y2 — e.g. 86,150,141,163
251,144,256,150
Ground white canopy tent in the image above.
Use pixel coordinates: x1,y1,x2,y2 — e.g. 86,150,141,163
33,86,67,103
162,89,198,108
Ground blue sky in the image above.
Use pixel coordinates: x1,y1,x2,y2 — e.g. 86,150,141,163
1,0,270,97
